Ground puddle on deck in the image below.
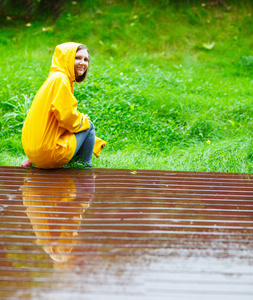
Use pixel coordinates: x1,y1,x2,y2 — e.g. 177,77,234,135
0,166,253,299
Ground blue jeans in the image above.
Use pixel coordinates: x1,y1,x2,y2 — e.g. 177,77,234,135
72,122,95,168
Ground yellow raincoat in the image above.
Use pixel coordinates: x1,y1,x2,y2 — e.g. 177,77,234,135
22,42,106,169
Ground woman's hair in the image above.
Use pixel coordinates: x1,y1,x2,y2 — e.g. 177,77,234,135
75,44,89,83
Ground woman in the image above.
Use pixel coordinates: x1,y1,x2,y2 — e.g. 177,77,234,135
21,42,106,169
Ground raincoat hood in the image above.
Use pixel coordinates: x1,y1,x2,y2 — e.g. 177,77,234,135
50,42,81,82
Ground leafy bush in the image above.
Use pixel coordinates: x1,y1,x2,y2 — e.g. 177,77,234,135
0,0,69,19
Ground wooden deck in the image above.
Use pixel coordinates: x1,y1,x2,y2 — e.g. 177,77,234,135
0,166,253,299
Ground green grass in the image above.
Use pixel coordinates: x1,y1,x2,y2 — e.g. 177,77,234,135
1,0,253,172
93,138,253,173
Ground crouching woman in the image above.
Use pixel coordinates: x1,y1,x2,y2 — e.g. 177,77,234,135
21,42,106,169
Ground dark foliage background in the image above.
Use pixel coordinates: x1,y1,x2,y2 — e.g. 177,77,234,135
0,0,249,20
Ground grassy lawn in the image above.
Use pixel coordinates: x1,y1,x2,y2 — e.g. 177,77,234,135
0,0,253,172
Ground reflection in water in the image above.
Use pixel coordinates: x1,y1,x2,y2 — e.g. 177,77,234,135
22,170,95,265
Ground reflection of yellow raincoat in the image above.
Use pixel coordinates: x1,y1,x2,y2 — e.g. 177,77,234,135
22,42,106,169
22,169,95,263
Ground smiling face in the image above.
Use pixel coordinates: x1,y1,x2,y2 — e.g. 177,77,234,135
74,49,89,78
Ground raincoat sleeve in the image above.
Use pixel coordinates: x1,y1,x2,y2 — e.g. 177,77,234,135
50,75,90,133
94,137,107,158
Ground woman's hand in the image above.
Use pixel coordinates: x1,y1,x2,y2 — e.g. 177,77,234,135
84,114,90,122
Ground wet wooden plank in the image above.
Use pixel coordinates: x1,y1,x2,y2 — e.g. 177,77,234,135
0,166,253,299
